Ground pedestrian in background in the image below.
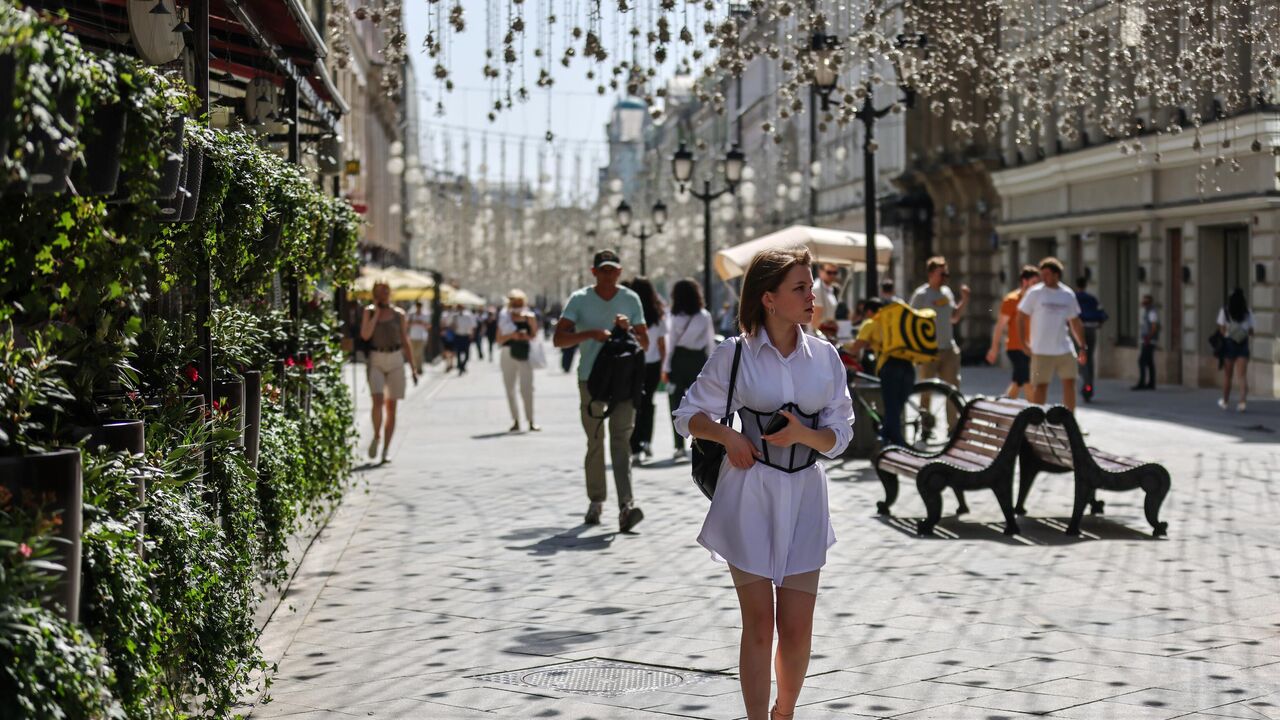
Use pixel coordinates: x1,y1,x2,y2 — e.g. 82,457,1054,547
484,307,499,362
879,278,902,304
359,281,419,463
1133,294,1159,391
452,304,477,375
1018,258,1087,412
623,277,668,464
497,290,540,432
986,265,1039,399
440,305,456,372
910,256,969,424
1217,288,1254,411
718,301,738,336
664,277,715,461
554,250,650,530
1074,276,1108,402
811,262,840,337
847,297,917,447
674,246,854,720
407,300,431,375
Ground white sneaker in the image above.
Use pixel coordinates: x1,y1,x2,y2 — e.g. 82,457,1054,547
1237,401,1247,412
673,447,687,460
1217,398,1228,410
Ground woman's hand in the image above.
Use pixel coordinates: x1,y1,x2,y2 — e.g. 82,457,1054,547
723,429,761,469
761,410,806,448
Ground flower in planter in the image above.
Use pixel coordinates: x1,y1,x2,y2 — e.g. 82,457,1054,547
183,364,200,383
285,356,296,368
16,543,31,559
303,356,314,371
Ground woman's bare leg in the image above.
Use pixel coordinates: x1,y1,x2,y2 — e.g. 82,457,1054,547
1222,359,1235,404
1238,359,1249,405
773,587,817,716
382,398,398,456
736,580,775,720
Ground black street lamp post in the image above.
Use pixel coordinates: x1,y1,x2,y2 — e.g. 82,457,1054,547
616,199,668,276
671,143,745,304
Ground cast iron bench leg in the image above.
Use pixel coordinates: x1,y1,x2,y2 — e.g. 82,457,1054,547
1015,464,1037,516
916,471,945,536
876,468,899,515
1142,469,1171,538
1066,474,1093,535
991,474,1020,536
953,488,969,515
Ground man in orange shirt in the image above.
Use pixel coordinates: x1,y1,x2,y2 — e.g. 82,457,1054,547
986,265,1040,399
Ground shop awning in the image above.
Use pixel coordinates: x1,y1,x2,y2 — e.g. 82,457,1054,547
714,225,894,281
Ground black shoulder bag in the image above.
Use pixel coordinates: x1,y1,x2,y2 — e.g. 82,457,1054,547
691,338,743,501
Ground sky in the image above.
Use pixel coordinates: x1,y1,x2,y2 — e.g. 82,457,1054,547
402,1,621,202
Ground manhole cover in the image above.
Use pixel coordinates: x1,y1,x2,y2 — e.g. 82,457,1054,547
472,658,723,697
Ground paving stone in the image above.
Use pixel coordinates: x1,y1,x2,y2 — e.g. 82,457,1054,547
243,362,1280,719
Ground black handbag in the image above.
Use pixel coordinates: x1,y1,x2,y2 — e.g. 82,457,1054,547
691,338,743,501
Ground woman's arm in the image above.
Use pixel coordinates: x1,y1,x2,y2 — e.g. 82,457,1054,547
688,413,760,468
359,306,377,341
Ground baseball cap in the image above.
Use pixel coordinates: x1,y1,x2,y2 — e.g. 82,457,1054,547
592,249,622,269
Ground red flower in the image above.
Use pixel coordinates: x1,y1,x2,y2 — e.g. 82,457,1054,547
212,399,221,411
17,543,31,559
183,365,199,383
285,356,297,368
303,356,315,371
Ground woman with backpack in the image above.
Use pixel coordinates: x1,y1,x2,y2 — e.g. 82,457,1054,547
1217,288,1254,411
623,277,668,463
663,278,716,461
673,247,854,720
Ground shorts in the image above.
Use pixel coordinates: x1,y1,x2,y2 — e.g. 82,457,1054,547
367,350,406,399
1223,338,1250,360
729,565,820,596
1007,349,1031,385
1030,353,1078,384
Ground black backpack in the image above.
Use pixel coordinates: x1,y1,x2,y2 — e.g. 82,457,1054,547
586,327,646,419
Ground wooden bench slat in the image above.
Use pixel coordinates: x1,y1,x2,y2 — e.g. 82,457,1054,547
951,439,1002,458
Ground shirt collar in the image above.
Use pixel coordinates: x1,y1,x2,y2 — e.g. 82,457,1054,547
744,326,814,360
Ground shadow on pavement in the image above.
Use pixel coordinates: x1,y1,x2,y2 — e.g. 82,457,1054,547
875,514,1156,545
471,430,518,440
506,524,617,556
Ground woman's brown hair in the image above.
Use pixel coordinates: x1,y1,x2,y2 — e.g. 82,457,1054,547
737,246,813,335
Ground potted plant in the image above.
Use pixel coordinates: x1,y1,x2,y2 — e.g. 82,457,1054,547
0,326,83,623
71,55,128,196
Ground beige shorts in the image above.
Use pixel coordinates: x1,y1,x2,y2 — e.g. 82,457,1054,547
1030,353,1078,384
729,565,820,596
367,350,406,399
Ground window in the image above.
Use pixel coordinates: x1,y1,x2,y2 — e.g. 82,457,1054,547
1110,234,1139,346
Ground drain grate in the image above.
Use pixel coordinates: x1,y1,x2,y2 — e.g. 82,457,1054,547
471,658,723,697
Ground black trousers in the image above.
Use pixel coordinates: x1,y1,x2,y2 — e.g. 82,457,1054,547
630,361,662,453
454,336,471,371
669,381,691,450
1138,344,1156,388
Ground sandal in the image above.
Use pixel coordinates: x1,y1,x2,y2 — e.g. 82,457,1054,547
771,706,794,720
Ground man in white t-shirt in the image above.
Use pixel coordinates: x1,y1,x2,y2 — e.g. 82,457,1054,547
1018,257,1087,411
452,306,478,375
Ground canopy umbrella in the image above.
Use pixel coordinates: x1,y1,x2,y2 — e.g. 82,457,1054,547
714,225,894,281
445,288,487,308
351,266,439,302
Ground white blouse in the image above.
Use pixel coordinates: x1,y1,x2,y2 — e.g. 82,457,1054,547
673,327,855,586
663,309,716,373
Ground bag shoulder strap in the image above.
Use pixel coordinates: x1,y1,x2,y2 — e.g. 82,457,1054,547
720,338,743,425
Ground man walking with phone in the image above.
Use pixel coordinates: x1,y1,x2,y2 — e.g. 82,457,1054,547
555,250,650,531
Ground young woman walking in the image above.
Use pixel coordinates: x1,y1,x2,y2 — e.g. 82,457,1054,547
496,289,540,432
673,247,855,720
1218,287,1254,412
663,278,715,460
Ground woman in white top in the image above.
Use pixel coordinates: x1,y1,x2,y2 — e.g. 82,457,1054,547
1217,287,1254,411
663,278,716,460
673,247,855,720
496,289,540,432
623,277,668,462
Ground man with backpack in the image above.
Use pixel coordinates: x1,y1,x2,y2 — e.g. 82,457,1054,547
554,250,650,531
847,297,938,447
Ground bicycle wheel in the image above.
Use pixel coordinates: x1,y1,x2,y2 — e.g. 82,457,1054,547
902,380,966,454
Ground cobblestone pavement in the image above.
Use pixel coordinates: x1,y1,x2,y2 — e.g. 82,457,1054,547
241,351,1280,719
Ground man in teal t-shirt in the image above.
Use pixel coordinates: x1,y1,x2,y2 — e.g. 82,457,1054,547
554,250,650,531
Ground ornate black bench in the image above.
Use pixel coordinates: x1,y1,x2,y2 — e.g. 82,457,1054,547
1017,405,1171,538
874,398,1046,536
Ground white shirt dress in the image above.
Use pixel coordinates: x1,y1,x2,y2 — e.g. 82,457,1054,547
673,328,855,586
